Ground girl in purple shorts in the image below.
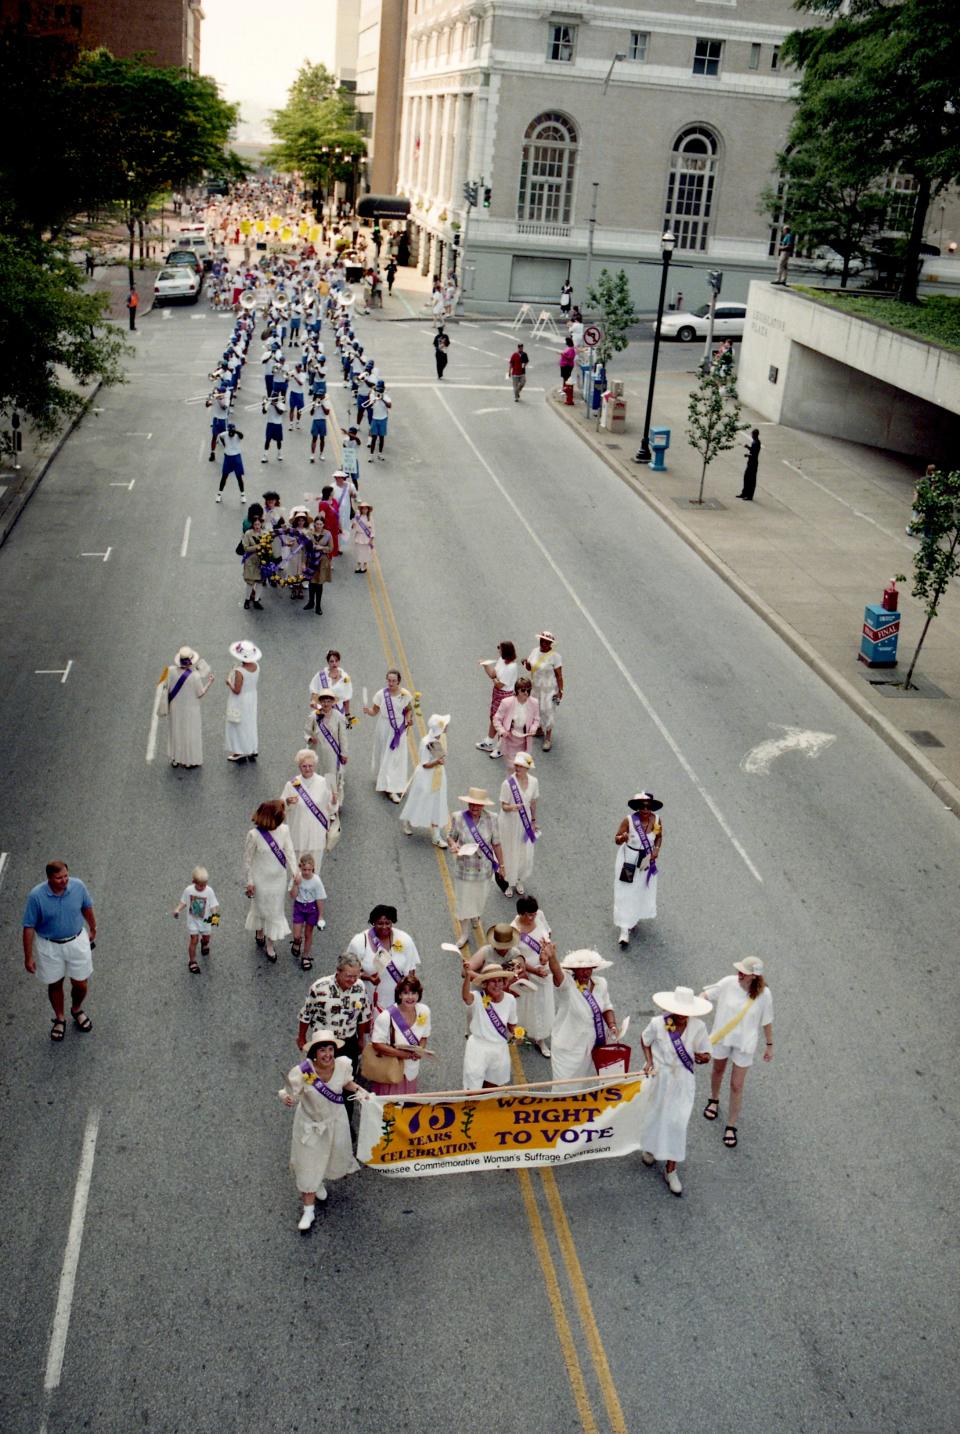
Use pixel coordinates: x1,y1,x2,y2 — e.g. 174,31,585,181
289,855,326,970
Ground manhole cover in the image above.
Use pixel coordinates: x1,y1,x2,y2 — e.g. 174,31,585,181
906,730,944,748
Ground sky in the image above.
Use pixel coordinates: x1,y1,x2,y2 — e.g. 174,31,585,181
201,0,337,141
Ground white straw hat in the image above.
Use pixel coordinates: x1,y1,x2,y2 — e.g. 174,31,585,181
229,640,262,663
652,986,712,1018
734,956,764,976
560,949,612,972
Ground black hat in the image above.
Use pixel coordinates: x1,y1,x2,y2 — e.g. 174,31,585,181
627,791,663,812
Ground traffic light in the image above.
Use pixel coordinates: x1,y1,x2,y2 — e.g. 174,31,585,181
707,269,723,295
483,187,492,209
463,181,478,207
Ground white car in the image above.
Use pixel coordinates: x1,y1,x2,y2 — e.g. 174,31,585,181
154,266,200,305
656,302,747,342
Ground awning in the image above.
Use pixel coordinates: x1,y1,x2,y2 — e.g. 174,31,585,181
356,195,411,220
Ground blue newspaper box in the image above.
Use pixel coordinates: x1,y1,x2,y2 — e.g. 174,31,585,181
579,361,592,402
649,426,671,472
858,604,900,667
590,363,606,414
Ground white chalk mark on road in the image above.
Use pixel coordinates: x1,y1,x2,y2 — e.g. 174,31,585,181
43,1107,101,1393
741,725,837,775
180,516,192,558
80,548,111,562
109,478,135,490
781,459,913,550
435,389,763,883
124,432,152,439
473,407,510,415
35,660,73,684
0,851,8,894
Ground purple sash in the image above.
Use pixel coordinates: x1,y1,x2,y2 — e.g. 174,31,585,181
482,997,510,1041
355,518,373,542
258,828,288,868
318,669,346,715
388,1005,420,1050
384,692,405,750
580,985,607,1048
298,1059,344,1103
509,777,537,844
293,779,329,830
664,1019,695,1074
316,718,344,766
462,811,500,872
168,668,191,702
519,931,542,958
631,813,658,886
384,959,403,985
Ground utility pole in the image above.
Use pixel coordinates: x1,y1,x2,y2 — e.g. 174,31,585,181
701,269,723,373
457,177,479,316
584,181,599,303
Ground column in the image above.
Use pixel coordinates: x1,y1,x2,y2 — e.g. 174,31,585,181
431,95,446,197
450,92,470,205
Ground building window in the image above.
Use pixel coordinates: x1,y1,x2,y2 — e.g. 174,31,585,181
692,38,723,76
630,31,648,62
517,112,578,227
749,43,761,70
664,126,718,251
771,46,780,70
548,24,577,63
883,171,917,234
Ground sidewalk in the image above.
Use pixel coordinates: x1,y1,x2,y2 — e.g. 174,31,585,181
552,369,960,813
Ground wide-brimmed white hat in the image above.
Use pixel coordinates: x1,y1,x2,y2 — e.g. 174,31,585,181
512,752,535,770
472,963,511,983
177,645,198,665
229,640,262,663
734,956,764,976
458,786,494,807
428,713,451,732
653,986,712,1018
560,949,612,972
537,630,556,642
315,689,337,702
304,1026,343,1051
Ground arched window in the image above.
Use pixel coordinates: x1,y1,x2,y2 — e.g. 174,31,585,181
517,113,578,229
664,127,719,251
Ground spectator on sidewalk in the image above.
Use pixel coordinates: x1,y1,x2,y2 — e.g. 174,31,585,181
23,861,97,1042
737,430,761,502
508,343,529,402
773,222,794,286
386,258,398,295
434,326,450,380
126,285,139,330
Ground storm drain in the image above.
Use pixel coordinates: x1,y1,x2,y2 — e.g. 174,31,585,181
906,730,944,748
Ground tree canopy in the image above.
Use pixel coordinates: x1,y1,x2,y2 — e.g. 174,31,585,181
268,62,366,190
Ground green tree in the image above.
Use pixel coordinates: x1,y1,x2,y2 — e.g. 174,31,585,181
686,366,745,505
268,62,365,202
784,0,960,302
895,468,960,690
585,269,635,368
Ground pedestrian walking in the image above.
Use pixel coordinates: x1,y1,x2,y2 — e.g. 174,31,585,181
306,690,349,802
511,895,554,1058
386,258,397,295
476,641,518,759
523,631,563,752
545,946,618,1082
737,429,761,501
309,649,353,717
448,787,507,948
287,361,306,427
261,393,285,463
297,954,372,1075
288,855,326,971
701,956,773,1149
340,425,362,487
279,1028,366,1230
493,677,540,768
363,669,414,802
773,221,794,285
126,285,139,330
366,974,431,1095
347,904,422,1014
215,422,246,501
614,791,663,947
434,326,450,380
499,752,539,897
461,963,518,1089
309,395,331,462
243,799,298,962
22,861,97,1042
282,748,337,872
400,713,450,847
638,986,713,1198
507,343,529,401
172,866,220,975
351,500,375,573
206,383,231,461
240,516,268,610
161,645,214,768
224,639,260,763
365,380,392,461
302,518,333,613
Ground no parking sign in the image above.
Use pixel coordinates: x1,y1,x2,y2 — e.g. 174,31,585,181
583,324,603,348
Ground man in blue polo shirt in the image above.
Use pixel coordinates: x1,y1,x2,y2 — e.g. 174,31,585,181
23,861,97,1042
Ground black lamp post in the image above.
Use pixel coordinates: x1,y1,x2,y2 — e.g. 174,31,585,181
634,229,675,464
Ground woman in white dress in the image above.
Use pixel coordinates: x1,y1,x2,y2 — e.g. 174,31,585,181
164,646,213,768
400,713,449,846
511,895,554,1058
225,639,261,762
700,955,774,1150
308,648,353,719
614,791,663,947
523,631,563,752
279,1027,366,1231
546,948,619,1082
282,748,338,871
363,668,413,802
242,798,298,961
476,640,518,758
638,985,712,1197
462,962,518,1089
499,752,539,896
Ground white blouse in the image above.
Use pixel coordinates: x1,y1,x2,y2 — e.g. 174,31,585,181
702,974,773,1055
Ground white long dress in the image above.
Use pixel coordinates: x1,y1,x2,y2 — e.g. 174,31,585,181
282,772,336,869
400,734,448,830
225,665,259,757
284,1056,359,1193
347,927,421,1011
511,913,555,1042
309,666,353,715
613,814,660,928
526,646,562,732
463,991,517,1088
550,974,613,1081
499,773,539,888
371,687,411,794
166,664,208,766
637,1015,709,1162
243,822,297,939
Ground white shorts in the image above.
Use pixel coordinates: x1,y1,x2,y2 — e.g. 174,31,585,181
463,1036,511,1089
711,1042,754,1068
34,930,93,985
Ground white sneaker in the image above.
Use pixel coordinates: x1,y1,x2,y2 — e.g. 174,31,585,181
297,1205,316,1231
476,740,494,752
401,820,413,835
277,454,283,461
641,1150,655,1166
618,928,630,947
260,455,268,463
432,836,448,849
215,494,222,503
316,1183,327,1202
310,455,316,463
488,748,501,760
664,1168,682,1196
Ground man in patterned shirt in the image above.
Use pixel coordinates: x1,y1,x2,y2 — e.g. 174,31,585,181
297,952,371,1073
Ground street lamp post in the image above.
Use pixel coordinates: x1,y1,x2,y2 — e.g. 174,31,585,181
633,230,675,465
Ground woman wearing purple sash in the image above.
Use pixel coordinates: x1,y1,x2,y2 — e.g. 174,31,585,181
243,799,298,961
280,1026,366,1231
511,896,554,1058
368,974,431,1095
614,792,663,948
363,668,413,802
499,752,539,897
282,748,337,871
163,646,213,768
546,948,618,1082
462,963,518,1089
639,986,712,1197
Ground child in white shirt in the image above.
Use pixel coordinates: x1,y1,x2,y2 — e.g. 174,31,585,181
289,855,327,970
172,866,220,974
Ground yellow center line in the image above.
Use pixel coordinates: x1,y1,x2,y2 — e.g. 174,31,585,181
351,438,627,1432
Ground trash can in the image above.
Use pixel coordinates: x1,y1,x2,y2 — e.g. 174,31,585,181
858,603,900,667
600,381,627,433
649,427,671,472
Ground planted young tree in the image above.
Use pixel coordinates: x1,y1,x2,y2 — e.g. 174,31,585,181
686,367,744,505
585,268,635,369
895,467,960,689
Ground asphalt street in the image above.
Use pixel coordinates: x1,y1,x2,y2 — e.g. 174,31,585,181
1,295,957,1434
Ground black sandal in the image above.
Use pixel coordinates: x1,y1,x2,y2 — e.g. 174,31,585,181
255,933,266,949
723,1125,738,1148
200,938,210,955
301,955,313,970
188,961,201,974
50,1018,66,1042
291,938,302,958
70,1008,93,1032
703,1098,720,1121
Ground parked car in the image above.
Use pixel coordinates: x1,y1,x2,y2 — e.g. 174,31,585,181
154,266,200,305
173,232,212,270
656,302,748,342
810,248,865,276
165,248,204,277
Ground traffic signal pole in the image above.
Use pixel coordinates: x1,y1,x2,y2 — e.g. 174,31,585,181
701,269,723,373
457,179,479,317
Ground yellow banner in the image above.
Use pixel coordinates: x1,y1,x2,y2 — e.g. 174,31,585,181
358,1078,645,1176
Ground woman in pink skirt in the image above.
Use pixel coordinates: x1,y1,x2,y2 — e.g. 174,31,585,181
494,676,541,767
366,973,431,1095
477,640,518,759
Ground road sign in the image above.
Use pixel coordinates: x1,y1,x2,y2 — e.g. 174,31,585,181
583,324,603,347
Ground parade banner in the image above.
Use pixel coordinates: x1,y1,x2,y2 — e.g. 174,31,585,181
357,1077,646,1177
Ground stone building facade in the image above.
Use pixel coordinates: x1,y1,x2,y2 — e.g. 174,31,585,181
0,0,203,69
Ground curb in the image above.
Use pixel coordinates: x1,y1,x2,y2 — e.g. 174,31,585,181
0,381,103,552
549,394,960,819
